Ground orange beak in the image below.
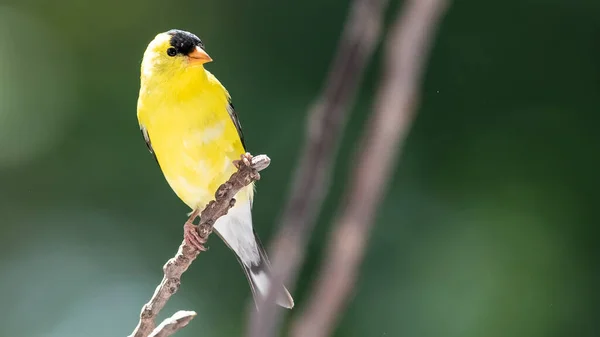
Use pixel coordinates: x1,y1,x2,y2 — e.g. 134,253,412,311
188,46,212,65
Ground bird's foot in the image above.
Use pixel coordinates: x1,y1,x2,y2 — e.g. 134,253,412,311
184,220,208,251
233,152,253,169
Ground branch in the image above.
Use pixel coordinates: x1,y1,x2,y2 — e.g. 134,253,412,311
248,0,391,335
290,1,450,337
148,311,196,337
128,153,271,337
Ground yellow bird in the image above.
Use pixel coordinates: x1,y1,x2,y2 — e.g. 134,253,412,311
136,29,293,309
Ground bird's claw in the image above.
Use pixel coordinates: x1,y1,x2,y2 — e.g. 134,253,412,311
241,152,252,167
184,221,208,251
234,152,253,169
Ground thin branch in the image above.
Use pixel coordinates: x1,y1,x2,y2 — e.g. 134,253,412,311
290,1,450,337
128,153,271,337
248,0,390,335
148,311,197,337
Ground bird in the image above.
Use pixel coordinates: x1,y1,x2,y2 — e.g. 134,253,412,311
136,29,293,309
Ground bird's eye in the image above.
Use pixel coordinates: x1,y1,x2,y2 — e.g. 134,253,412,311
166,47,177,57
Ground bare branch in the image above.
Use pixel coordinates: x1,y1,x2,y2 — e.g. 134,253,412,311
128,153,270,337
290,1,450,337
248,0,391,336
148,311,197,337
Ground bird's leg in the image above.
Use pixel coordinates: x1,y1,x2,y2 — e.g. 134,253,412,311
183,209,208,251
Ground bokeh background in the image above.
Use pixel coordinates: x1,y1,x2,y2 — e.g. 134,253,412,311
0,0,599,336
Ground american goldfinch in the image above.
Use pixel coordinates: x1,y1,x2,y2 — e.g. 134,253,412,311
137,29,293,309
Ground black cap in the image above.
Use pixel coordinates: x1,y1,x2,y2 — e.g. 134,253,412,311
167,29,205,55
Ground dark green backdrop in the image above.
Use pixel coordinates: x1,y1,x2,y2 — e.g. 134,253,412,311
0,0,598,336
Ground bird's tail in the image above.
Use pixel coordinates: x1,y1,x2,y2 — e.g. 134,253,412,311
240,232,294,310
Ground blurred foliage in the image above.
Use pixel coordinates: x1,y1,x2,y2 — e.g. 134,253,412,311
0,0,598,336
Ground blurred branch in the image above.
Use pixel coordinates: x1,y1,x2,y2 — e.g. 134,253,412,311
128,153,271,337
248,0,391,335
290,1,450,337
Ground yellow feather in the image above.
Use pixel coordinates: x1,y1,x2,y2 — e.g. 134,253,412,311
137,32,253,210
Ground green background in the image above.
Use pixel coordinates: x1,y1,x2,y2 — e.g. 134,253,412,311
0,0,598,336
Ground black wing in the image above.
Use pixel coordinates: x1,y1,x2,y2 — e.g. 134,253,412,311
226,98,246,150
140,124,158,164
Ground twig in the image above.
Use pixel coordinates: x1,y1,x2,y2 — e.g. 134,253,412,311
148,311,196,337
290,1,450,337
248,0,390,336
128,153,271,337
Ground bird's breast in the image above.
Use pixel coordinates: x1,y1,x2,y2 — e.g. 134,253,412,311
140,92,248,210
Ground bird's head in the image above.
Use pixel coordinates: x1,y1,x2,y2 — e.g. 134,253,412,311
141,29,212,77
